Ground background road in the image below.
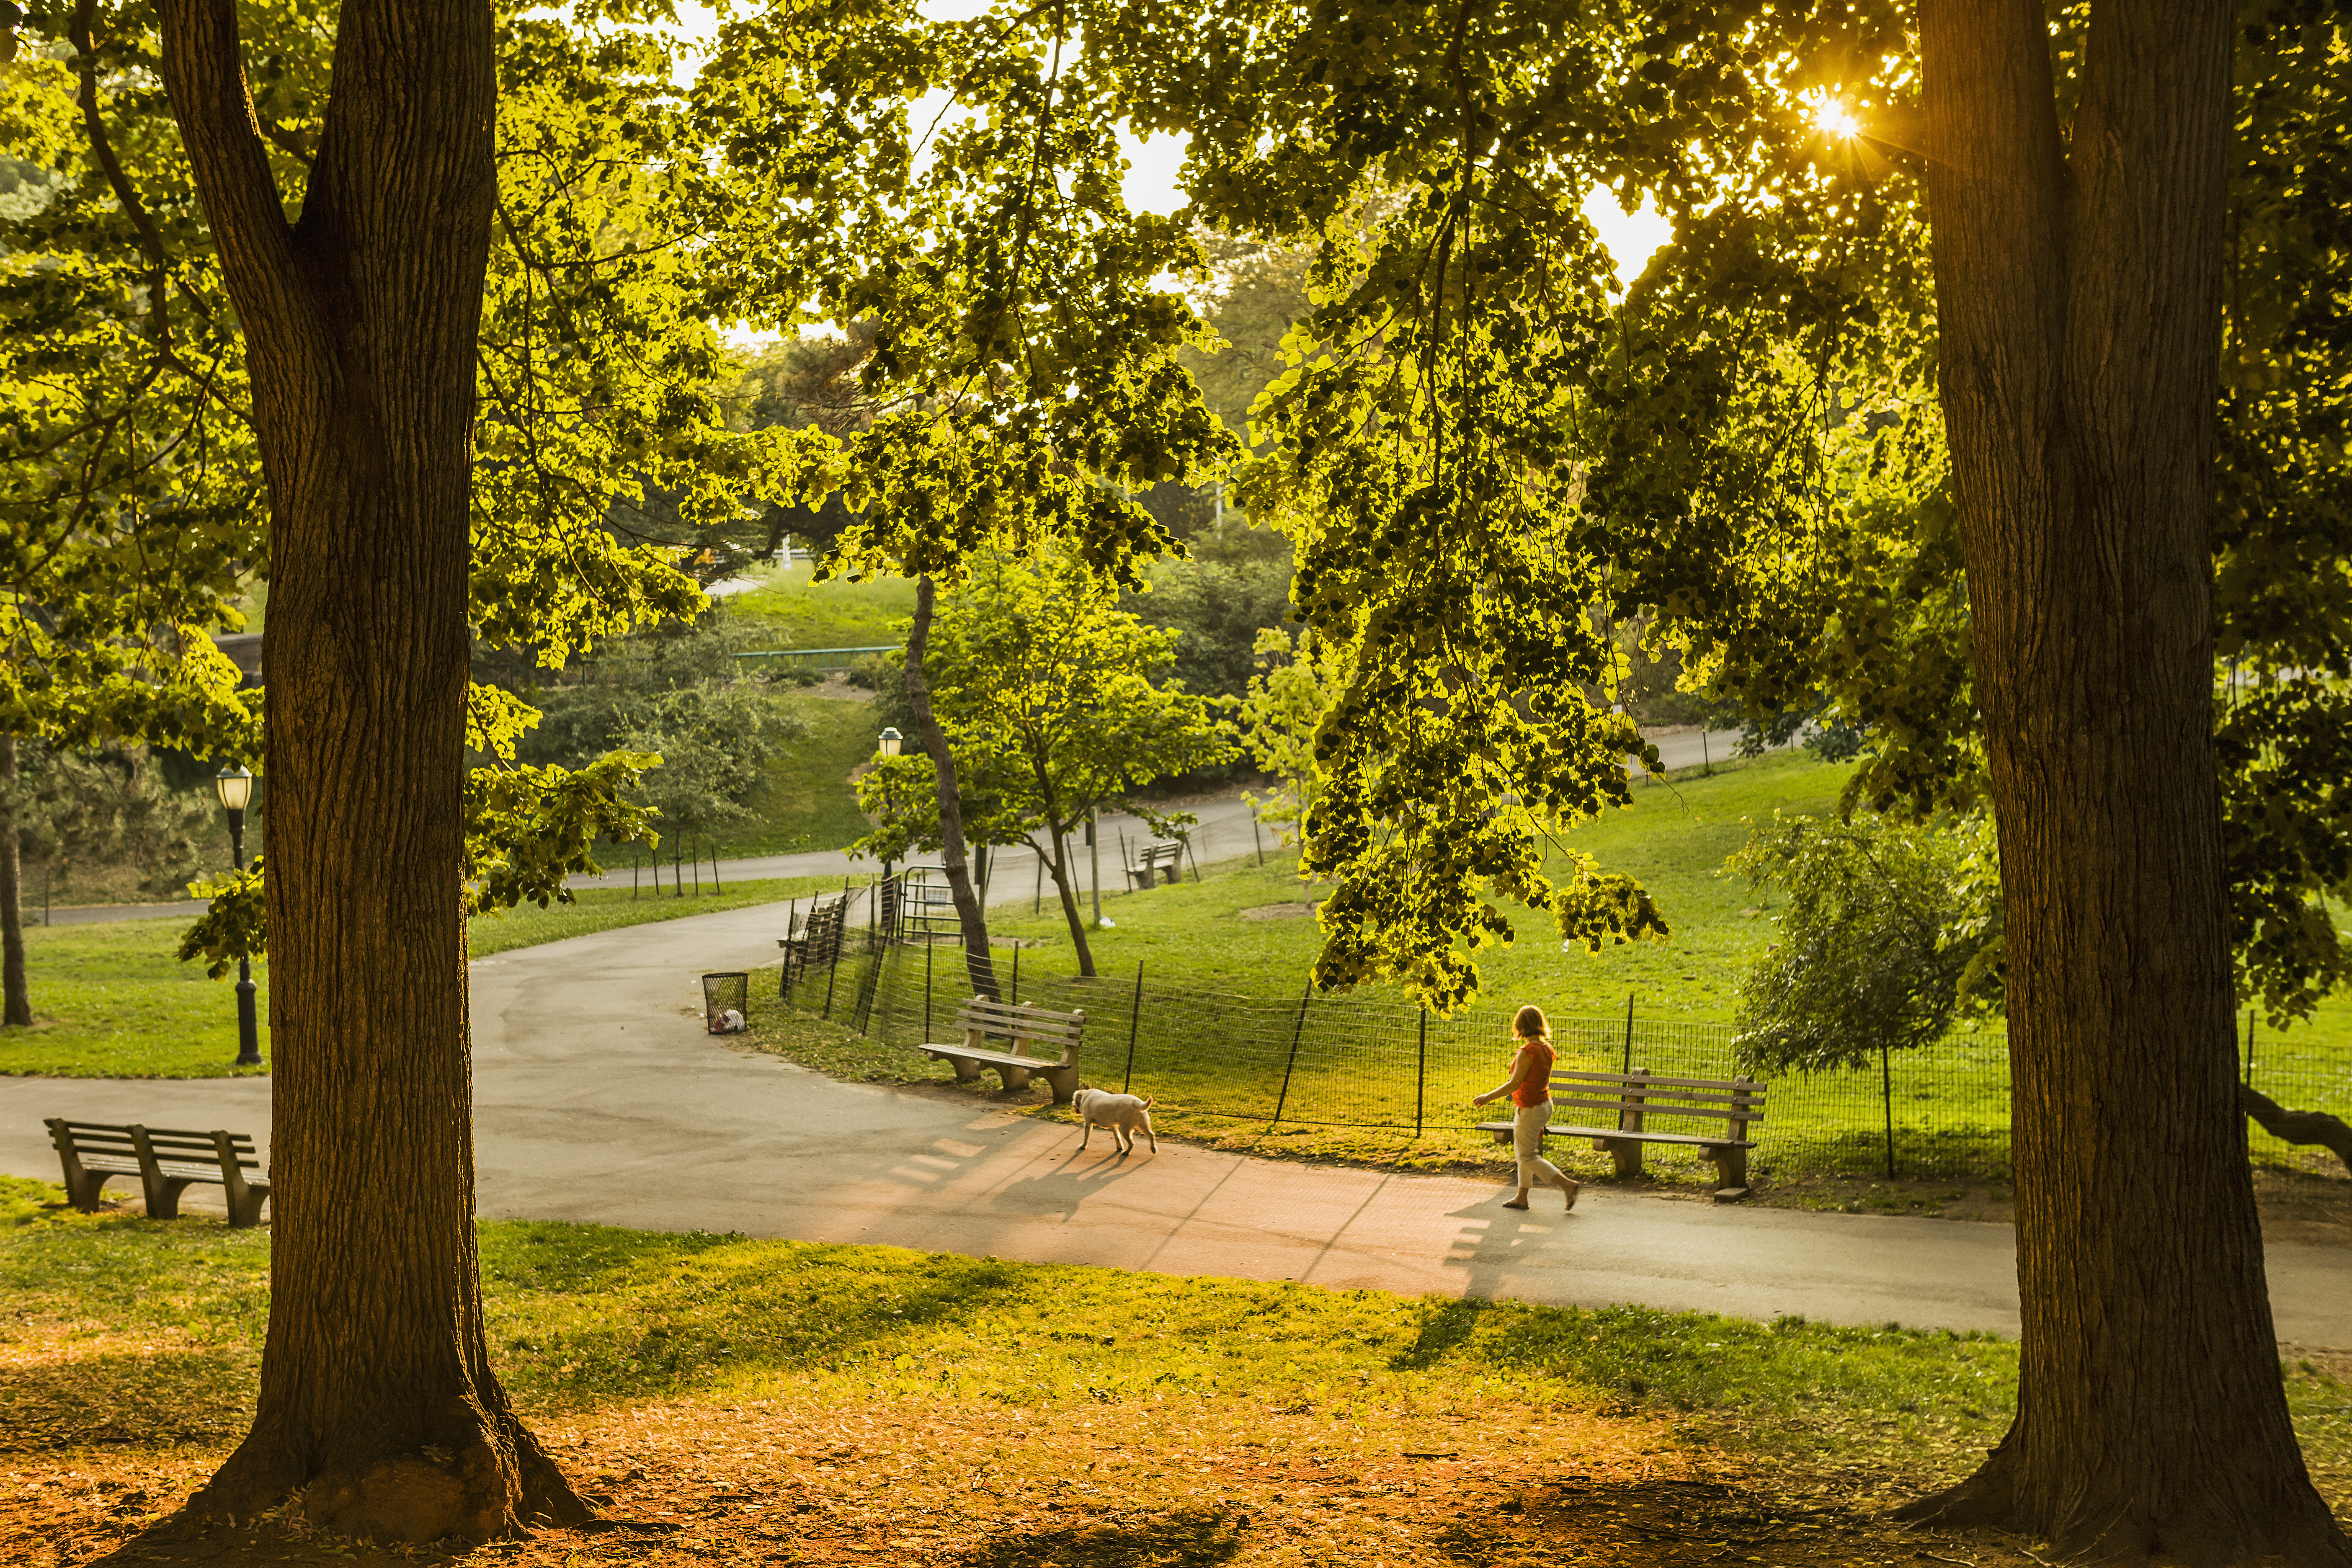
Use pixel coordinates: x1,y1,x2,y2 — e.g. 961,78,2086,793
6,898,2346,1343
32,725,1761,927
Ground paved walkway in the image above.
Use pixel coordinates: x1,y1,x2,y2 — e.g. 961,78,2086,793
5,901,2347,1341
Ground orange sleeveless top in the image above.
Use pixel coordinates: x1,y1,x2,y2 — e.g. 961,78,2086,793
1512,1038,1555,1107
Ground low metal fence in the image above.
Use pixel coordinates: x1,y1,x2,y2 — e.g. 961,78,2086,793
776,905,2349,1183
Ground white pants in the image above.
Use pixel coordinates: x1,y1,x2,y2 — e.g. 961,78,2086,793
1514,1101,1571,1191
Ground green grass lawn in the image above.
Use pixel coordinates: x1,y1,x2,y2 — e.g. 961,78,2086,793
986,749,1855,1021
0,878,836,1078
721,562,916,650
0,918,273,1080
745,749,2352,1181
0,1177,2007,1476
2,1185,2344,1522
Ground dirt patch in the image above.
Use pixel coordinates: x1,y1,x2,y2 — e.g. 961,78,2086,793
15,1398,2055,1568
789,673,870,702
1237,902,1317,922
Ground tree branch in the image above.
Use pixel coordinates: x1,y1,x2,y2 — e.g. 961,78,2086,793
70,0,173,340
152,0,301,311
2241,1083,2352,1178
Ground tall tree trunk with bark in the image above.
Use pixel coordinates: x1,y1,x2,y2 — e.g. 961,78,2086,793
0,734,28,1027
155,0,586,1542
1896,3,2347,1560
906,575,998,998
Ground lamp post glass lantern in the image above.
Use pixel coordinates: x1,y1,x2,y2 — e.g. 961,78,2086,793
214,766,261,1067
875,727,903,890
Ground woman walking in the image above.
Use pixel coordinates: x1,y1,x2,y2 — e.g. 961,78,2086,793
1471,1004,1581,1210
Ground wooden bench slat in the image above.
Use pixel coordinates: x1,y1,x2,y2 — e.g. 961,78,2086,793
956,1007,1086,1036
1550,1124,1756,1147
1549,1083,1766,1109
959,1022,1086,1043
1551,1070,1767,1097
1542,1097,1766,1123
1475,1121,1757,1150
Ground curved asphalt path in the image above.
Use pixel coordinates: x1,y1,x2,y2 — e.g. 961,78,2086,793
5,898,2349,1343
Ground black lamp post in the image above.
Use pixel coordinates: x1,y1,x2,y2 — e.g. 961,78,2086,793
214,766,261,1067
876,727,903,879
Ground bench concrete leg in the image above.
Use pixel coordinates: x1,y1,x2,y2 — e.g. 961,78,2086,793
62,1168,116,1212
1600,1137,1644,1181
992,1063,1037,1094
1039,1064,1080,1106
144,1176,197,1221
931,1050,984,1086
1709,1145,1748,1194
227,1184,271,1228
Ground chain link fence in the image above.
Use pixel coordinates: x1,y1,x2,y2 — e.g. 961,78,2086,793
777,896,2350,1182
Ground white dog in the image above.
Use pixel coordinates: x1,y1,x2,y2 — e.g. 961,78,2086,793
1070,1088,1157,1155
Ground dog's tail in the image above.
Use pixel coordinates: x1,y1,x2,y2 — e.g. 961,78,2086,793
1141,1097,1154,1110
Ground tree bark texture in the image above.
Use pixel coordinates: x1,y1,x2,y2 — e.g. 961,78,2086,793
906,575,998,998
1901,2,2346,1561
0,734,29,1027
155,0,585,1542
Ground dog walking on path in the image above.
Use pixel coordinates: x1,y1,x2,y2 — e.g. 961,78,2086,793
1070,1088,1158,1156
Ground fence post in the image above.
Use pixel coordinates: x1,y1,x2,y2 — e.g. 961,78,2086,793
1183,834,1202,883
1033,851,1043,915
779,900,797,998
823,927,842,1019
1123,961,1144,1093
2245,1006,2256,1087
1621,992,1635,1075
1415,1005,1427,1138
1270,983,1312,1127
856,942,883,1034
1880,1044,1896,1180
925,939,934,1040
1252,810,1265,868
1011,946,1020,1006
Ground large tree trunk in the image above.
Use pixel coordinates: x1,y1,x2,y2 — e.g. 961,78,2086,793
156,0,585,1542
906,575,998,998
1898,3,2346,1561
0,734,28,1027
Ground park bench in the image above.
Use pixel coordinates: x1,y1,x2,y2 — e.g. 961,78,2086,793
923,995,1086,1104
45,1118,272,1227
1476,1068,1767,1200
777,894,848,996
1125,841,1184,888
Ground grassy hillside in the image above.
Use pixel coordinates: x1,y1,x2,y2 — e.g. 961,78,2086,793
988,748,1857,1022
721,562,916,650
723,691,882,857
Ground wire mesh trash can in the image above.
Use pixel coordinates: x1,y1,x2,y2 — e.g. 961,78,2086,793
702,971,749,1034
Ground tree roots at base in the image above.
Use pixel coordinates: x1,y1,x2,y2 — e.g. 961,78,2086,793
1892,1449,2352,1568
180,1411,593,1545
